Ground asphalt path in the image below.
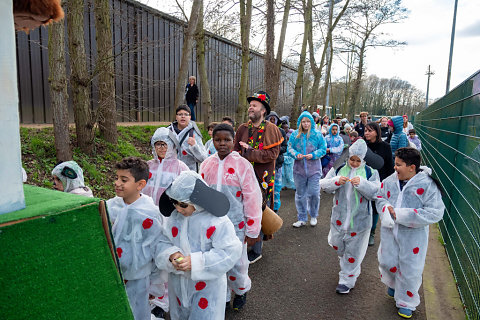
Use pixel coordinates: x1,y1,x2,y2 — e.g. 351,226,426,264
226,189,426,320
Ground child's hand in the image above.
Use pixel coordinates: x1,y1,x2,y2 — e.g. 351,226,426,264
305,154,313,160
350,176,360,186
169,252,184,266
338,176,349,185
239,141,250,149
296,154,304,160
175,255,192,271
187,137,196,146
245,235,259,247
387,206,396,220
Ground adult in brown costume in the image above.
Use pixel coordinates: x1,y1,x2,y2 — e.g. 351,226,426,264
233,90,283,264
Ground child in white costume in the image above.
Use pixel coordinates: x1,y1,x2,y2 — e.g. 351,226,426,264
320,139,380,294
376,147,444,319
156,171,242,320
200,123,262,310
107,157,166,320
52,161,94,197
143,127,189,206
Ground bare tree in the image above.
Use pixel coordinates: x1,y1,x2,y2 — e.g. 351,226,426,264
66,0,95,154
48,18,72,162
195,0,213,125
236,0,253,126
94,0,117,144
346,0,407,116
174,0,202,109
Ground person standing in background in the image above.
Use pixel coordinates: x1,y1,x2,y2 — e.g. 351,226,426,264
185,76,199,121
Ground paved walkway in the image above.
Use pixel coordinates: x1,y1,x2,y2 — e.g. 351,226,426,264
226,189,427,320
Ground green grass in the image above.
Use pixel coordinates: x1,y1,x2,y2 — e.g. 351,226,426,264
21,124,207,199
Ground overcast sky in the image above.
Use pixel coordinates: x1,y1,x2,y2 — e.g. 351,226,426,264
139,0,480,101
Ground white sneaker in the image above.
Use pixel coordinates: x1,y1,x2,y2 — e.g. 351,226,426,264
310,217,317,226
292,221,306,228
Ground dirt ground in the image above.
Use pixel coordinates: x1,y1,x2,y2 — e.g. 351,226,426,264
224,189,464,320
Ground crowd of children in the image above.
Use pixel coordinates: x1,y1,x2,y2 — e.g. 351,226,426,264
46,100,439,319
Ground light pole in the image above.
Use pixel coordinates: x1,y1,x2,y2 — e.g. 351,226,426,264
425,65,435,108
446,0,458,94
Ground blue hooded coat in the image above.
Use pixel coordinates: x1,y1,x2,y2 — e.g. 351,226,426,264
287,111,327,177
390,116,409,158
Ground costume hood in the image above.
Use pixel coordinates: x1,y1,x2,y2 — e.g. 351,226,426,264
391,116,404,134
151,127,178,160
296,111,315,129
349,139,368,161
328,123,340,137
51,161,86,193
266,111,281,125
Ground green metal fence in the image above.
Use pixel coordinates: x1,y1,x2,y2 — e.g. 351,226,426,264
414,70,480,319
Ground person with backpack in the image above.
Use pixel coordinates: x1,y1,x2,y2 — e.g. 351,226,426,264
320,139,380,294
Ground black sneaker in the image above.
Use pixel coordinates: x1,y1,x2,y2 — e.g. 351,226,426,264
335,284,351,294
225,301,231,311
247,251,262,264
232,293,247,311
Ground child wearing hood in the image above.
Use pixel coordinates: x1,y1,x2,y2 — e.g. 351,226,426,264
200,123,262,310
155,171,242,320
322,123,345,177
389,116,409,159
376,147,444,319
408,129,422,150
288,111,327,227
279,116,296,190
52,161,94,197
107,157,165,320
320,139,380,294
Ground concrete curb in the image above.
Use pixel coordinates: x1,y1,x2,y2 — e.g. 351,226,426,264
423,224,465,319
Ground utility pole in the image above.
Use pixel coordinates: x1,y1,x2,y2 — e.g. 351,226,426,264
446,0,458,94
425,65,435,108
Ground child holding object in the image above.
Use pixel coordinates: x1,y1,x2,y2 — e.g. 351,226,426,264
376,147,444,319
200,123,262,311
106,157,165,320
52,161,93,197
156,171,242,320
320,139,380,294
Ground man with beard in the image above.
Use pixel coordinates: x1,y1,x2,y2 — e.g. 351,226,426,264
233,91,284,263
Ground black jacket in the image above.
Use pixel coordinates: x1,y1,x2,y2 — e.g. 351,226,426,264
185,84,199,104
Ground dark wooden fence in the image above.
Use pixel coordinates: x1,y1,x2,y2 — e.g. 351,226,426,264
15,0,297,124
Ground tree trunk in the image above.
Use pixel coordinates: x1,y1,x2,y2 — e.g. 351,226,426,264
270,0,291,110
48,19,72,162
66,0,94,154
94,0,117,144
350,39,367,117
195,0,212,125
264,0,275,101
236,0,252,126
290,0,310,128
174,0,202,109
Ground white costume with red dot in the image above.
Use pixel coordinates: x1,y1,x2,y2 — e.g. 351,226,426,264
376,167,444,311
107,194,165,320
168,121,208,172
155,207,242,319
200,151,262,298
320,139,380,289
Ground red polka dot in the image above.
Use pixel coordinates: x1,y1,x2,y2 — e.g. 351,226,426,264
228,168,235,174
360,198,363,203
387,191,391,198
116,247,123,258
182,150,187,155
177,297,181,306
406,291,414,298
149,172,152,179
172,227,178,237
206,226,216,239
229,276,236,281
336,220,342,226
201,173,204,178
399,303,407,307
417,188,424,195
351,232,357,237
380,274,383,278
377,196,383,198
333,246,338,250
198,297,208,309
247,219,254,226
239,287,245,290
236,191,242,197
209,150,211,154
390,266,397,273
348,275,354,277
335,181,340,186
238,221,245,229
336,200,339,205
158,295,164,299
382,206,386,212
348,257,355,263
195,281,206,291
142,218,153,229
414,209,418,214
413,247,419,254
381,182,384,189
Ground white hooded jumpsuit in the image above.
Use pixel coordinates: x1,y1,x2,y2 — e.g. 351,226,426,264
51,161,94,197
168,121,208,172
320,139,380,289
376,167,444,311
155,171,242,320
200,151,262,299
